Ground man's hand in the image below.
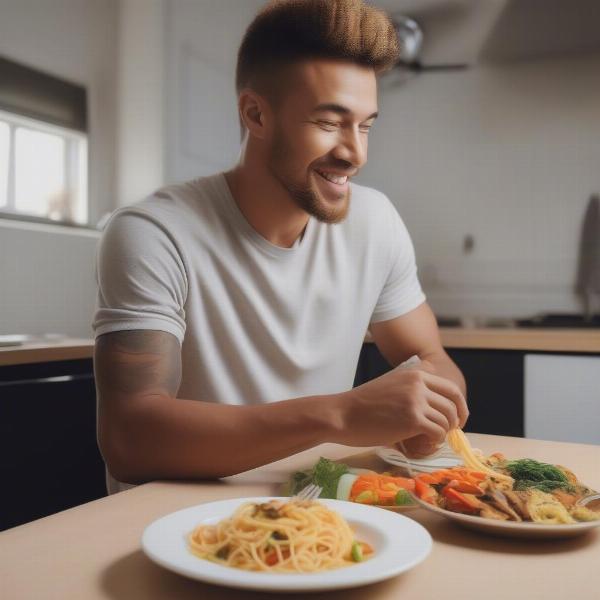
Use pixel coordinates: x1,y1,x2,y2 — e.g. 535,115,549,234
335,365,468,449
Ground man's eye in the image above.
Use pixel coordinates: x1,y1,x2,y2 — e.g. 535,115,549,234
317,120,339,130
359,124,373,134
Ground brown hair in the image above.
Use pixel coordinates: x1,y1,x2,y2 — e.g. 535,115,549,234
236,0,399,96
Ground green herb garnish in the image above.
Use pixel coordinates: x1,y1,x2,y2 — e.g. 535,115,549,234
290,457,349,499
504,459,575,493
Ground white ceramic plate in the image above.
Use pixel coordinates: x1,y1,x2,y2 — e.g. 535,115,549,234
141,496,432,592
415,498,600,539
376,445,463,473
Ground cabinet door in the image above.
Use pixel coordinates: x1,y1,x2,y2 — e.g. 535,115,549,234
0,359,106,530
525,354,600,444
354,344,524,437
446,349,524,437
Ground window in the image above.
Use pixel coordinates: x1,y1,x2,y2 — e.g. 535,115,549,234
0,56,89,227
0,110,88,225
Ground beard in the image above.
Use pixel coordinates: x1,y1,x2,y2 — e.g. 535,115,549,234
267,129,351,225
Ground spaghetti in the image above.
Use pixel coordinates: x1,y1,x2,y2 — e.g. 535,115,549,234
447,429,513,483
188,499,372,573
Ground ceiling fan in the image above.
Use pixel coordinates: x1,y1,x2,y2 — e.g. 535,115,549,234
392,15,469,73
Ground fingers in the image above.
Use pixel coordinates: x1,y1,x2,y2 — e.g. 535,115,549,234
422,372,469,428
417,417,447,446
424,405,452,433
426,390,459,429
400,434,441,458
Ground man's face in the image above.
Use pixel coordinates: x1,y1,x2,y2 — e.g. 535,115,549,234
265,60,378,224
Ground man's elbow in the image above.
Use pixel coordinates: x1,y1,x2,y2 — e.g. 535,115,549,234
98,424,149,485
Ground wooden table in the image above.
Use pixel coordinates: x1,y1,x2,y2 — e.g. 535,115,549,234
2,433,599,599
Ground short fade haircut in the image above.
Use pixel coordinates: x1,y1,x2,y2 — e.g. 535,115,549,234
236,0,399,97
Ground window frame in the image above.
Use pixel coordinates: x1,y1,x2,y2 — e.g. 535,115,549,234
0,108,91,229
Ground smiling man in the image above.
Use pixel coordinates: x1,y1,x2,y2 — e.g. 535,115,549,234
93,0,467,492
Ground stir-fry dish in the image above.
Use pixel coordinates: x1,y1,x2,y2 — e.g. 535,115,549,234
290,450,600,525
413,456,600,524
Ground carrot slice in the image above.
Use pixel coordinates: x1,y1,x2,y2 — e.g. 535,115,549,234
446,479,484,495
415,479,438,504
442,487,483,513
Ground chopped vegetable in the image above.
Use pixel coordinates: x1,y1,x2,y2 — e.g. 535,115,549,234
290,457,349,499
394,488,415,506
354,490,379,504
446,479,484,495
414,478,438,504
264,548,290,566
351,541,363,562
336,473,359,501
349,474,414,506
442,487,483,513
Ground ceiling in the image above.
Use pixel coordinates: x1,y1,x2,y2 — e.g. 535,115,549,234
373,0,600,66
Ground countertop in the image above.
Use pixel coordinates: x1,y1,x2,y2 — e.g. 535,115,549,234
0,337,94,367
438,326,600,353
1,327,600,368
2,433,599,600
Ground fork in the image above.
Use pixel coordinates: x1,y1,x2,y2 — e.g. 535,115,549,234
293,482,323,501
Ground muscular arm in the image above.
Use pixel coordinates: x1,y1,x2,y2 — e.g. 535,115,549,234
368,303,468,457
369,302,466,400
95,330,342,483
96,325,468,483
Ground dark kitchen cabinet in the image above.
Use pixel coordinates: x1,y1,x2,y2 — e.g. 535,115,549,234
0,359,106,530
354,344,524,437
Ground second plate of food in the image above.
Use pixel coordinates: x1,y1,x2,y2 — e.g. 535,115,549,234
415,498,600,539
142,496,432,592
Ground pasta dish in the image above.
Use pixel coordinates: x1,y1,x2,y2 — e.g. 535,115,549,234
412,429,600,525
188,499,373,572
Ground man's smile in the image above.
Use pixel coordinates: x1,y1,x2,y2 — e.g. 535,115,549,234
314,169,349,185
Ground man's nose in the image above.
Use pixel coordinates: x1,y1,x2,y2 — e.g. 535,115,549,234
333,126,367,168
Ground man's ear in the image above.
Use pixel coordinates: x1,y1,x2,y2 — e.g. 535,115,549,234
238,89,268,140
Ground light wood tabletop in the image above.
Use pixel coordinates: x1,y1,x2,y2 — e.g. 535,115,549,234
2,433,599,600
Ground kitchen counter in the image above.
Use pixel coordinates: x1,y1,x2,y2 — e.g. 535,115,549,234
1,326,599,368
438,326,600,353
2,433,598,599
0,338,94,366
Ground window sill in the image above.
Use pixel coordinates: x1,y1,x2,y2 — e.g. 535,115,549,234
0,212,101,237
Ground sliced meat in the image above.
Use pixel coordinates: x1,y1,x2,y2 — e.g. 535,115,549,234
481,489,522,521
479,503,510,521
504,489,532,520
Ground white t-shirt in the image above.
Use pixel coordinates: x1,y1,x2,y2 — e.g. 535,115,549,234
93,173,425,490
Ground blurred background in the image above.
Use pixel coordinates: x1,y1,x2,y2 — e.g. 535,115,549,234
1,0,599,530
1,0,600,336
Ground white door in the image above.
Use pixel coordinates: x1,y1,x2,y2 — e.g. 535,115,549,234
524,354,600,444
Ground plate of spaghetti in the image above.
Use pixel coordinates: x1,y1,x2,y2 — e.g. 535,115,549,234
142,497,432,592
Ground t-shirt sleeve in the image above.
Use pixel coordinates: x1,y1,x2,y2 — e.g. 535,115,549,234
92,208,187,343
370,199,426,323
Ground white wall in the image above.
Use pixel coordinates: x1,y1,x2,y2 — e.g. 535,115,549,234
0,220,100,337
163,0,265,183
0,0,118,337
359,52,600,319
116,0,165,207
